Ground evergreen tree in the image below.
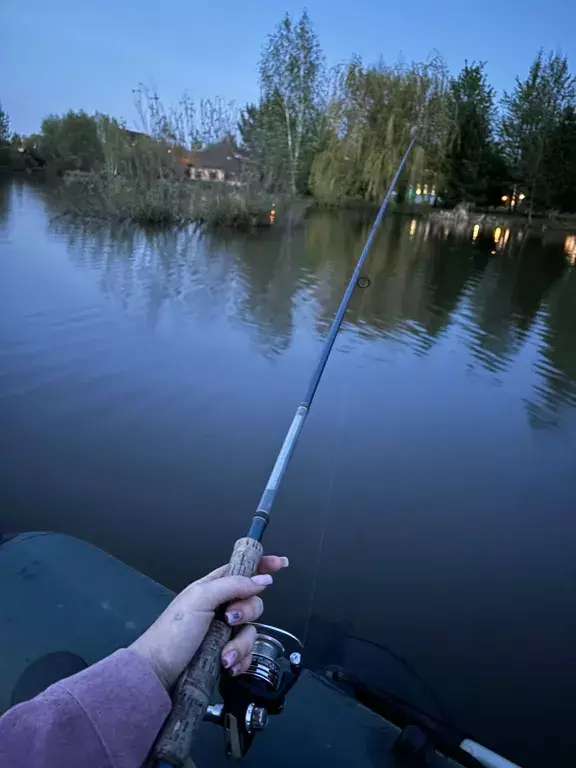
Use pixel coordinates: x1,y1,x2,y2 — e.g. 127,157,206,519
444,62,502,205
0,101,10,145
502,50,576,216
545,105,576,212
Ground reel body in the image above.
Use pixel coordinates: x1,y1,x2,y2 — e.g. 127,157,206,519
204,623,303,759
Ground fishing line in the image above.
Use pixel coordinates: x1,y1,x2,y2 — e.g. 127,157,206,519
301,357,349,649
302,249,375,649
345,634,451,724
298,222,452,732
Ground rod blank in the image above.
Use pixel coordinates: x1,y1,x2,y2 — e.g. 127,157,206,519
249,137,417,540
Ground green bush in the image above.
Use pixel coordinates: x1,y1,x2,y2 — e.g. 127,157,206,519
55,171,189,224
39,111,104,173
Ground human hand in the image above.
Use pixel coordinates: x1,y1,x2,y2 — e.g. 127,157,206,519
129,555,289,690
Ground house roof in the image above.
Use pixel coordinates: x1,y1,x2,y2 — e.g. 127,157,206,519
189,138,243,174
122,129,148,143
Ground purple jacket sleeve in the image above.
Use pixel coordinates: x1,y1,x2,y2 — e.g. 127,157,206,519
0,648,171,768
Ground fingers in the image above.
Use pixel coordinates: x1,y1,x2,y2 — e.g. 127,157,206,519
258,555,289,575
225,595,264,626
222,624,257,676
232,654,253,677
196,564,227,583
198,556,289,584
195,573,273,612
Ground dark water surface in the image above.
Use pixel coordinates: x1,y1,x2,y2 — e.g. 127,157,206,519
2,178,576,766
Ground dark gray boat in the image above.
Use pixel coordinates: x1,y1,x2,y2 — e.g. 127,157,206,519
0,533,519,768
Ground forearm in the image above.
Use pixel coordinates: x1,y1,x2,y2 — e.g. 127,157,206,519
0,649,171,768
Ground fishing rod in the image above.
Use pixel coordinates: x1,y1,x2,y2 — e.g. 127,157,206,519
153,135,417,768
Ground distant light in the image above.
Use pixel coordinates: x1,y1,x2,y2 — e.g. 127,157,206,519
415,187,422,196
167,149,172,154
518,193,526,201
494,227,502,243
565,235,576,264
501,195,508,203
423,184,429,195
491,250,497,255
270,209,276,215
409,219,417,237
472,224,480,241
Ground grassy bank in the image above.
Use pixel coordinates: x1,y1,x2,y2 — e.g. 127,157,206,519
52,170,576,233
53,171,283,229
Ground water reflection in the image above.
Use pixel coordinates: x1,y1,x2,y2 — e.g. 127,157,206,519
47,201,576,431
49,218,299,357
528,266,576,428
0,175,12,238
202,228,306,357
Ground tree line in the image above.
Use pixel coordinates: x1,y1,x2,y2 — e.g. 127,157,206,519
2,10,575,215
239,11,576,215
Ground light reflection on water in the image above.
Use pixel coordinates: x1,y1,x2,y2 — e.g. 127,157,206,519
1,180,576,768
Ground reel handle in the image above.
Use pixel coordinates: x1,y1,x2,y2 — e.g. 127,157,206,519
153,537,263,768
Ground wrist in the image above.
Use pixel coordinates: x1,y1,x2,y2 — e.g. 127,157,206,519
128,636,175,691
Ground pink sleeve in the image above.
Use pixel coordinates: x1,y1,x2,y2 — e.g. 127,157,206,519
0,648,171,768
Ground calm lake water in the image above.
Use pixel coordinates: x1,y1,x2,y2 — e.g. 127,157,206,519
1,177,576,766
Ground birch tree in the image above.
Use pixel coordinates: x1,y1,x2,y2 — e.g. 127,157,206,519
259,11,324,195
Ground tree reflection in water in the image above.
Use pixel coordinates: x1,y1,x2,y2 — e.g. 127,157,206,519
50,206,576,430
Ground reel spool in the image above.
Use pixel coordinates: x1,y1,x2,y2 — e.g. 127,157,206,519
246,624,302,690
205,623,303,759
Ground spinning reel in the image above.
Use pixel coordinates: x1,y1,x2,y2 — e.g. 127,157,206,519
204,623,303,759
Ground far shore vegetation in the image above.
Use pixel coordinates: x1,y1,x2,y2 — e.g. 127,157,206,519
1,10,576,229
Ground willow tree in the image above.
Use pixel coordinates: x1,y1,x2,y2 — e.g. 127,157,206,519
310,56,454,202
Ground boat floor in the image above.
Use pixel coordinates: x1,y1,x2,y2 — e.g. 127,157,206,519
0,533,461,767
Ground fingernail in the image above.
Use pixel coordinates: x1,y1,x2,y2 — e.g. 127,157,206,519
251,574,273,586
280,557,290,568
225,610,243,625
223,650,238,669
231,663,242,676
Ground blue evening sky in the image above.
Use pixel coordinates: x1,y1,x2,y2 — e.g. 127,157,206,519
3,0,575,135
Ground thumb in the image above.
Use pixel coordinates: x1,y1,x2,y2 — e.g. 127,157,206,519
195,574,273,611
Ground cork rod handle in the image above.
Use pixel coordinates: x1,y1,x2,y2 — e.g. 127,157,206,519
153,537,263,767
